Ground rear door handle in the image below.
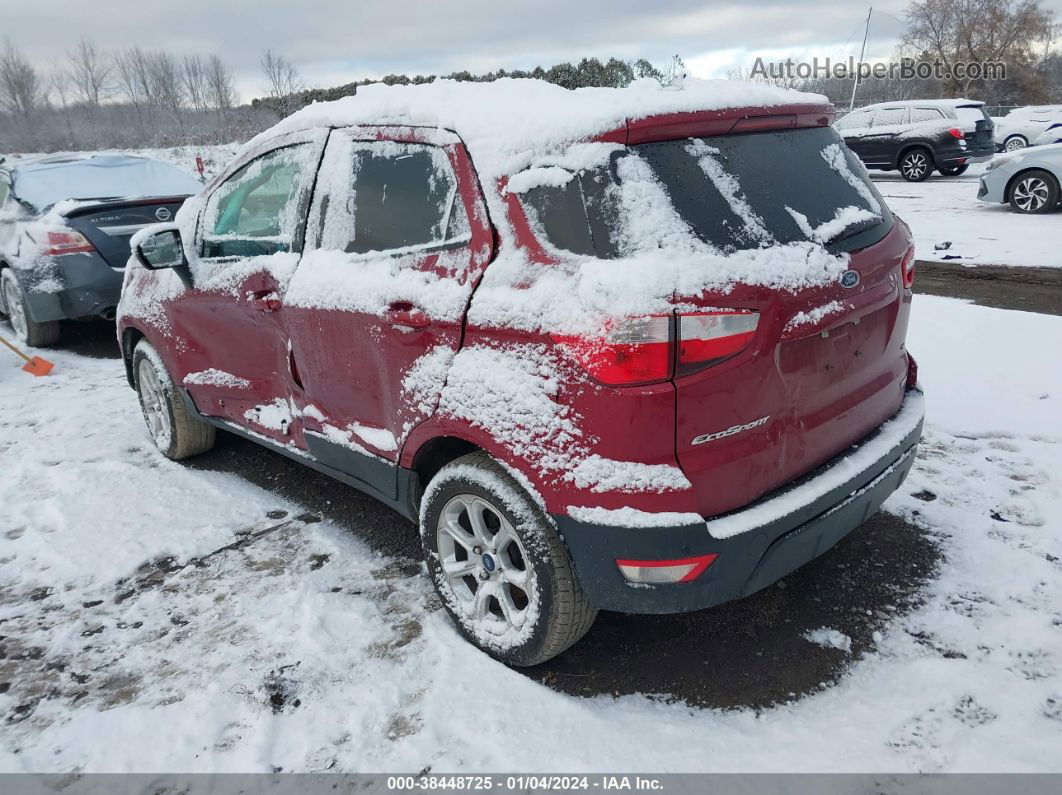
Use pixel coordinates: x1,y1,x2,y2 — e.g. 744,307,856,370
248,289,282,312
384,302,430,329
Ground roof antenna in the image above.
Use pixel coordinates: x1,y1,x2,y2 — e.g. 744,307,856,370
849,6,873,112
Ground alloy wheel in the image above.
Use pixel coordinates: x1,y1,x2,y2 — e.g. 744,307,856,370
3,278,27,340
901,152,929,180
1013,177,1049,212
137,358,172,447
1004,137,1027,153
436,493,536,636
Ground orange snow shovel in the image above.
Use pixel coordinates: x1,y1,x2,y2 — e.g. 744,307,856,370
0,333,54,376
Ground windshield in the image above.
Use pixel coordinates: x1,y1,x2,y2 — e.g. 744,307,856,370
519,126,892,258
11,155,203,211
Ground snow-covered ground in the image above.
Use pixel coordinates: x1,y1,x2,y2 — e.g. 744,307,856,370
1,294,1059,772
873,162,1062,268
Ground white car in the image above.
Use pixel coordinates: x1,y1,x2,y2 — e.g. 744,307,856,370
1032,122,1062,147
994,105,1062,152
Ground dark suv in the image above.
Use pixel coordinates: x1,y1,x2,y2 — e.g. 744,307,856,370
836,99,995,181
119,79,923,665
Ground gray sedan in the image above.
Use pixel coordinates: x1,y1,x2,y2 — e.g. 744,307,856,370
978,143,1062,213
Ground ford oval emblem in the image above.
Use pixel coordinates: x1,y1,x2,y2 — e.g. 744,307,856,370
155,207,171,221
840,270,860,288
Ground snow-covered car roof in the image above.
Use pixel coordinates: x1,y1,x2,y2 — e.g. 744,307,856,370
248,77,831,180
10,154,203,211
853,98,984,111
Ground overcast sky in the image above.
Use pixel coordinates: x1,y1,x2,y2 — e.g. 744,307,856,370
11,0,1062,100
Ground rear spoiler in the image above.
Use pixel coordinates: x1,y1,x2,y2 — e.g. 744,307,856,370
595,103,837,146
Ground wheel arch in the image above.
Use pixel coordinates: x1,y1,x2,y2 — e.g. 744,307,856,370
120,325,147,388
894,142,935,170
1004,166,1060,204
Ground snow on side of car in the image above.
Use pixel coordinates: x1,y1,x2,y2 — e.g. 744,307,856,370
433,344,690,494
183,369,252,389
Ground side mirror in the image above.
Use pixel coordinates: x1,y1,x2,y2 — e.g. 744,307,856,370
134,226,186,270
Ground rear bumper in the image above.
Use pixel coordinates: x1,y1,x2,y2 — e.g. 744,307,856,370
20,253,123,322
554,388,925,614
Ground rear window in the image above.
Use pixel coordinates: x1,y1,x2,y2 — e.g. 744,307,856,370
11,156,202,211
520,126,892,258
954,106,990,128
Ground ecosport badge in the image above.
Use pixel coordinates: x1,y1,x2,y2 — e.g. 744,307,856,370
691,416,770,446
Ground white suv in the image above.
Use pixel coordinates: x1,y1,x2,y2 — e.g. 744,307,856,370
994,106,1062,152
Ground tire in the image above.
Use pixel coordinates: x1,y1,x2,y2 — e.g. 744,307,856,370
938,163,969,176
1,269,61,347
1008,169,1060,214
132,340,215,460
420,452,597,666
1003,135,1027,153
899,148,933,182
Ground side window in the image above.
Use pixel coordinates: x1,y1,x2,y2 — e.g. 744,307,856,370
910,108,945,123
317,140,470,255
202,144,315,259
872,108,908,127
0,174,10,207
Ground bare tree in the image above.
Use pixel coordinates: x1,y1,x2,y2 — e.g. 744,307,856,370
67,38,112,107
260,49,305,115
903,0,1055,97
181,54,208,114
0,39,46,148
205,54,237,113
145,50,187,138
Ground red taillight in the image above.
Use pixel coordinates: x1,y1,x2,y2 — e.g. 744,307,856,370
948,128,964,140
551,315,672,386
901,248,916,288
678,310,758,374
907,353,919,388
553,310,759,386
616,554,718,584
43,230,95,256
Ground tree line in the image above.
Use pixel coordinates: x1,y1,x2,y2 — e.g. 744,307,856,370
0,39,260,153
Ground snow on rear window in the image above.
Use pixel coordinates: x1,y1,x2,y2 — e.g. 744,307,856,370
12,156,202,211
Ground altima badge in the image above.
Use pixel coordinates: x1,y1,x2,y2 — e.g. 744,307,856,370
692,416,770,446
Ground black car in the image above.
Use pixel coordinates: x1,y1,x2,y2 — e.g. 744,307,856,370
0,154,202,346
835,100,996,182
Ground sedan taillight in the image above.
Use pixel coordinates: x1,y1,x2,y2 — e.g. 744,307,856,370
43,230,96,256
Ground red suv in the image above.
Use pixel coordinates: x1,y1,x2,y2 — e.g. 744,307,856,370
118,80,924,665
